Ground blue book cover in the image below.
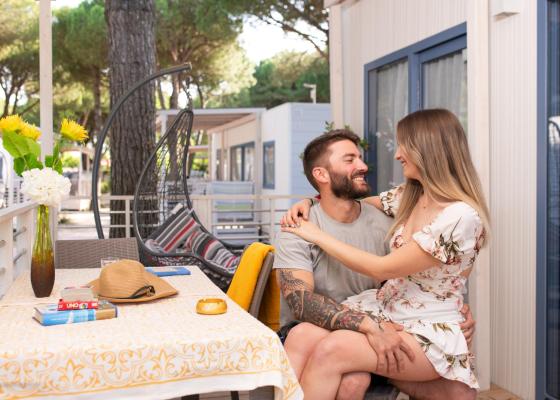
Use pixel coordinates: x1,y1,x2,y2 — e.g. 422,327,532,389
34,300,117,326
146,266,191,277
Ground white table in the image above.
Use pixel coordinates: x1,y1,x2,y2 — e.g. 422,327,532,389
0,266,302,400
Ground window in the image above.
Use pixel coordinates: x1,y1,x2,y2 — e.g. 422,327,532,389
229,142,254,181
365,24,467,193
538,1,560,399
263,141,275,189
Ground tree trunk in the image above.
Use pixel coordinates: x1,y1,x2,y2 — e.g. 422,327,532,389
105,0,156,238
169,74,180,109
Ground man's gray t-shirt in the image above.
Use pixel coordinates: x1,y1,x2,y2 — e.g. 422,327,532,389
273,201,393,326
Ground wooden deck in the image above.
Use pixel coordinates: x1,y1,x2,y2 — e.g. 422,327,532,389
478,384,522,400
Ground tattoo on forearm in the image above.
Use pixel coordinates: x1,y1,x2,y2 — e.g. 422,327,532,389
279,270,366,331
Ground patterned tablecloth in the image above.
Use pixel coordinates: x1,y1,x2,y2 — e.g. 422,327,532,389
0,266,302,400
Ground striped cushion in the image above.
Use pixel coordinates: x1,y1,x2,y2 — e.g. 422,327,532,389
182,229,240,272
147,205,240,272
148,206,197,253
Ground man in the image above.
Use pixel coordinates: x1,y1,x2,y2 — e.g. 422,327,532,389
273,129,475,400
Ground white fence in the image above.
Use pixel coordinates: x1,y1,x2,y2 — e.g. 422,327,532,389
58,194,307,243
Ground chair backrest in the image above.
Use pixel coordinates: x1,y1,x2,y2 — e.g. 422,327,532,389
248,252,274,318
55,238,139,269
133,109,194,244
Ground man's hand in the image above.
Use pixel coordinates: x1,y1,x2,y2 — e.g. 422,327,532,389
361,319,415,374
459,304,476,346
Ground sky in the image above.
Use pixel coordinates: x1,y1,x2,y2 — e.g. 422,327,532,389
52,0,318,64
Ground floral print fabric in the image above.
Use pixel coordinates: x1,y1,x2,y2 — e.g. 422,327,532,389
343,185,485,389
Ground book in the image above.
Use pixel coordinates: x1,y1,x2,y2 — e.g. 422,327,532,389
57,299,99,311
146,266,191,277
60,286,95,301
34,300,117,326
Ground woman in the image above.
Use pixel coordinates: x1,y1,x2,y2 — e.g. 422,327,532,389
281,109,489,399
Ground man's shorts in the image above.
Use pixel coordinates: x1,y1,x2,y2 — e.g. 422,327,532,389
277,320,301,344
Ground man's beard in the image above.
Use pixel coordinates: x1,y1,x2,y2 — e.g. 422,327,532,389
328,168,371,199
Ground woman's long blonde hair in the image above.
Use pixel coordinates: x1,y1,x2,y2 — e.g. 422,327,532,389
389,109,490,242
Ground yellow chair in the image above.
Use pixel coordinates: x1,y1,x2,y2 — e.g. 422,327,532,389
227,242,279,331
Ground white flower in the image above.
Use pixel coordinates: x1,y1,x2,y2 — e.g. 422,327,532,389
21,168,71,207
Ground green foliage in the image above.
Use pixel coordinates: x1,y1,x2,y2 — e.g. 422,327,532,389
155,0,253,108
60,153,80,169
0,0,39,118
215,0,328,58
216,50,329,109
52,0,108,137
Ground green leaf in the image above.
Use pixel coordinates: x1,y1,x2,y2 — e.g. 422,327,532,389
13,157,25,176
24,154,43,170
2,130,42,160
2,130,30,158
28,139,40,158
45,155,54,168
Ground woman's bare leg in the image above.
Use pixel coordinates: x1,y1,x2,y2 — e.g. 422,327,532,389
300,330,441,400
284,323,372,399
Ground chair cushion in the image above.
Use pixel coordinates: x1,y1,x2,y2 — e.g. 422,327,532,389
181,228,240,273
147,206,197,253
146,204,240,273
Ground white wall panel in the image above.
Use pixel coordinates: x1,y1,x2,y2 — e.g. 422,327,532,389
489,2,537,398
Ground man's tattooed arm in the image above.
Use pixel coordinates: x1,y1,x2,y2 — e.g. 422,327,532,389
279,269,371,331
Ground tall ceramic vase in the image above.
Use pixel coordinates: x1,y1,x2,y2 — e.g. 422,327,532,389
30,204,54,297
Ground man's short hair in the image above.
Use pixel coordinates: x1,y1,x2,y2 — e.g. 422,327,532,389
302,129,361,191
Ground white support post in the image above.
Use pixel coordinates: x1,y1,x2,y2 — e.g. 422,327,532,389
328,3,345,127
39,0,53,158
39,0,56,241
124,198,131,238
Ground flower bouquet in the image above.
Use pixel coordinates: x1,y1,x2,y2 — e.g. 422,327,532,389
0,115,88,297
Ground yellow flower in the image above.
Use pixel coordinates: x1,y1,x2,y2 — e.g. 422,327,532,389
20,122,41,141
0,115,25,135
60,118,88,142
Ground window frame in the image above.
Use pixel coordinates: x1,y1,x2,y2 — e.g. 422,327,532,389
229,141,255,181
262,140,275,189
363,23,467,193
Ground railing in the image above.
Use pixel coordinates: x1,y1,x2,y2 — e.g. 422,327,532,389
0,201,36,298
58,194,308,243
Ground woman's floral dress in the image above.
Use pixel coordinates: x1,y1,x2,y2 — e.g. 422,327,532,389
341,185,485,388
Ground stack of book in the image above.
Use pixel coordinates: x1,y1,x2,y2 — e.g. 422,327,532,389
33,286,117,326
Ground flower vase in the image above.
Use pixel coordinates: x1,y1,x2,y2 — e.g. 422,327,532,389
30,204,55,297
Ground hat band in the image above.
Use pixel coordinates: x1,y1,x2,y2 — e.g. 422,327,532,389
104,285,155,300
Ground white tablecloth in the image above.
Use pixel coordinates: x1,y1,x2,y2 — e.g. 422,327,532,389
0,266,302,400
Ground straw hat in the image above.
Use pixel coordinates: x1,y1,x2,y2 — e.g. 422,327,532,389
89,259,177,303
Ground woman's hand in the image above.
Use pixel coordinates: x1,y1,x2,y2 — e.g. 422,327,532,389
280,198,313,226
281,219,323,244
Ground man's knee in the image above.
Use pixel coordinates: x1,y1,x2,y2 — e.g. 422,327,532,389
336,372,371,400
284,322,317,354
308,334,346,366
